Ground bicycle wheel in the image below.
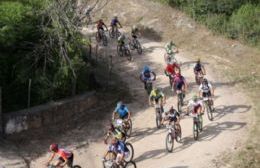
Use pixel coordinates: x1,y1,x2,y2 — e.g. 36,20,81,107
124,161,137,168
146,83,153,95
136,41,142,55
103,34,108,46
155,110,162,129
73,165,82,168
109,29,114,38
125,49,132,61
125,142,134,162
177,94,182,112
206,102,213,121
125,119,132,137
165,133,174,152
175,124,182,143
199,115,203,132
117,45,124,57
193,121,199,140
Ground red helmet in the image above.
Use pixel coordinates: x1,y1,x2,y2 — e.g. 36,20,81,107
50,143,58,152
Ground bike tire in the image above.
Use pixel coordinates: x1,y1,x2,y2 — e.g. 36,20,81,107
177,94,183,113
206,102,214,121
73,165,82,168
126,119,132,137
146,83,153,95
103,34,108,46
199,115,203,132
136,41,142,55
117,45,124,57
175,124,182,143
129,42,135,50
109,29,114,38
116,31,121,39
155,110,162,129
193,121,199,140
165,133,174,152
125,142,134,162
124,161,137,168
125,49,132,61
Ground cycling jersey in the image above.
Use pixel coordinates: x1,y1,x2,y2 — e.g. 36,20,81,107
97,21,105,29
167,109,180,122
111,18,119,26
108,141,129,154
199,83,212,93
194,63,202,72
57,149,73,160
188,100,203,114
115,105,129,119
150,90,164,100
165,63,179,76
173,75,185,90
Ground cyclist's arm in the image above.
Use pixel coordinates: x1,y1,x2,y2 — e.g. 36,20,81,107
103,23,108,31
151,71,156,80
209,83,214,96
46,153,55,165
117,21,122,28
60,157,69,167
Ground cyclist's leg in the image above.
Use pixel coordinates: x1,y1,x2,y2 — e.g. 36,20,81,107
116,153,124,165
67,154,74,168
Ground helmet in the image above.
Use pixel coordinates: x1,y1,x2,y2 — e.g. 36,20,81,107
99,19,103,22
197,58,201,63
143,65,150,73
113,15,118,19
170,41,175,46
202,78,208,85
169,106,174,113
192,95,198,101
132,25,137,30
50,143,58,152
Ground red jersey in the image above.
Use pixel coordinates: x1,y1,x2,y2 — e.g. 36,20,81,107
165,63,179,75
97,21,105,29
56,148,72,160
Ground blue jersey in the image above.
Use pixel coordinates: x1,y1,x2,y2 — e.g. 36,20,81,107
111,18,119,26
115,105,129,118
108,141,129,154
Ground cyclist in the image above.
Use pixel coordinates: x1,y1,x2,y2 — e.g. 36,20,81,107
165,41,178,64
118,33,127,48
96,19,108,40
161,106,180,127
104,122,126,144
46,144,74,168
113,101,131,120
172,68,188,96
131,25,141,40
194,58,206,77
199,78,215,109
103,138,129,166
140,65,156,89
149,87,166,112
187,95,204,116
111,15,122,35
165,62,180,90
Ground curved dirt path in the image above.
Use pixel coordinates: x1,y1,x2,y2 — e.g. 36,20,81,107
31,36,251,168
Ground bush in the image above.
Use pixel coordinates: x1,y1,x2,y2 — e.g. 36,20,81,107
228,4,260,45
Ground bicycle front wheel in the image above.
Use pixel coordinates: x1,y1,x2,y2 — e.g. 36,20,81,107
193,122,199,140
124,161,137,168
165,133,174,152
125,142,134,162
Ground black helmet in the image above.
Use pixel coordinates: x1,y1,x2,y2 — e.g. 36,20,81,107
202,78,208,85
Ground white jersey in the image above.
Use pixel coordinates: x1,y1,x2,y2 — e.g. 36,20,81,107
199,83,212,93
188,99,203,109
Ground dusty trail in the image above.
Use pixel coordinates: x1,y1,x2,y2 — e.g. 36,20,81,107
1,0,253,168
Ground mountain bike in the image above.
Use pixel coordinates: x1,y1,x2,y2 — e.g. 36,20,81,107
96,29,108,46
117,44,132,61
165,123,182,152
129,38,142,55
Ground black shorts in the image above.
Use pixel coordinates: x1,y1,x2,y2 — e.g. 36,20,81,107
58,154,73,167
151,96,162,103
175,82,184,90
202,92,211,97
169,116,178,122
132,34,137,39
